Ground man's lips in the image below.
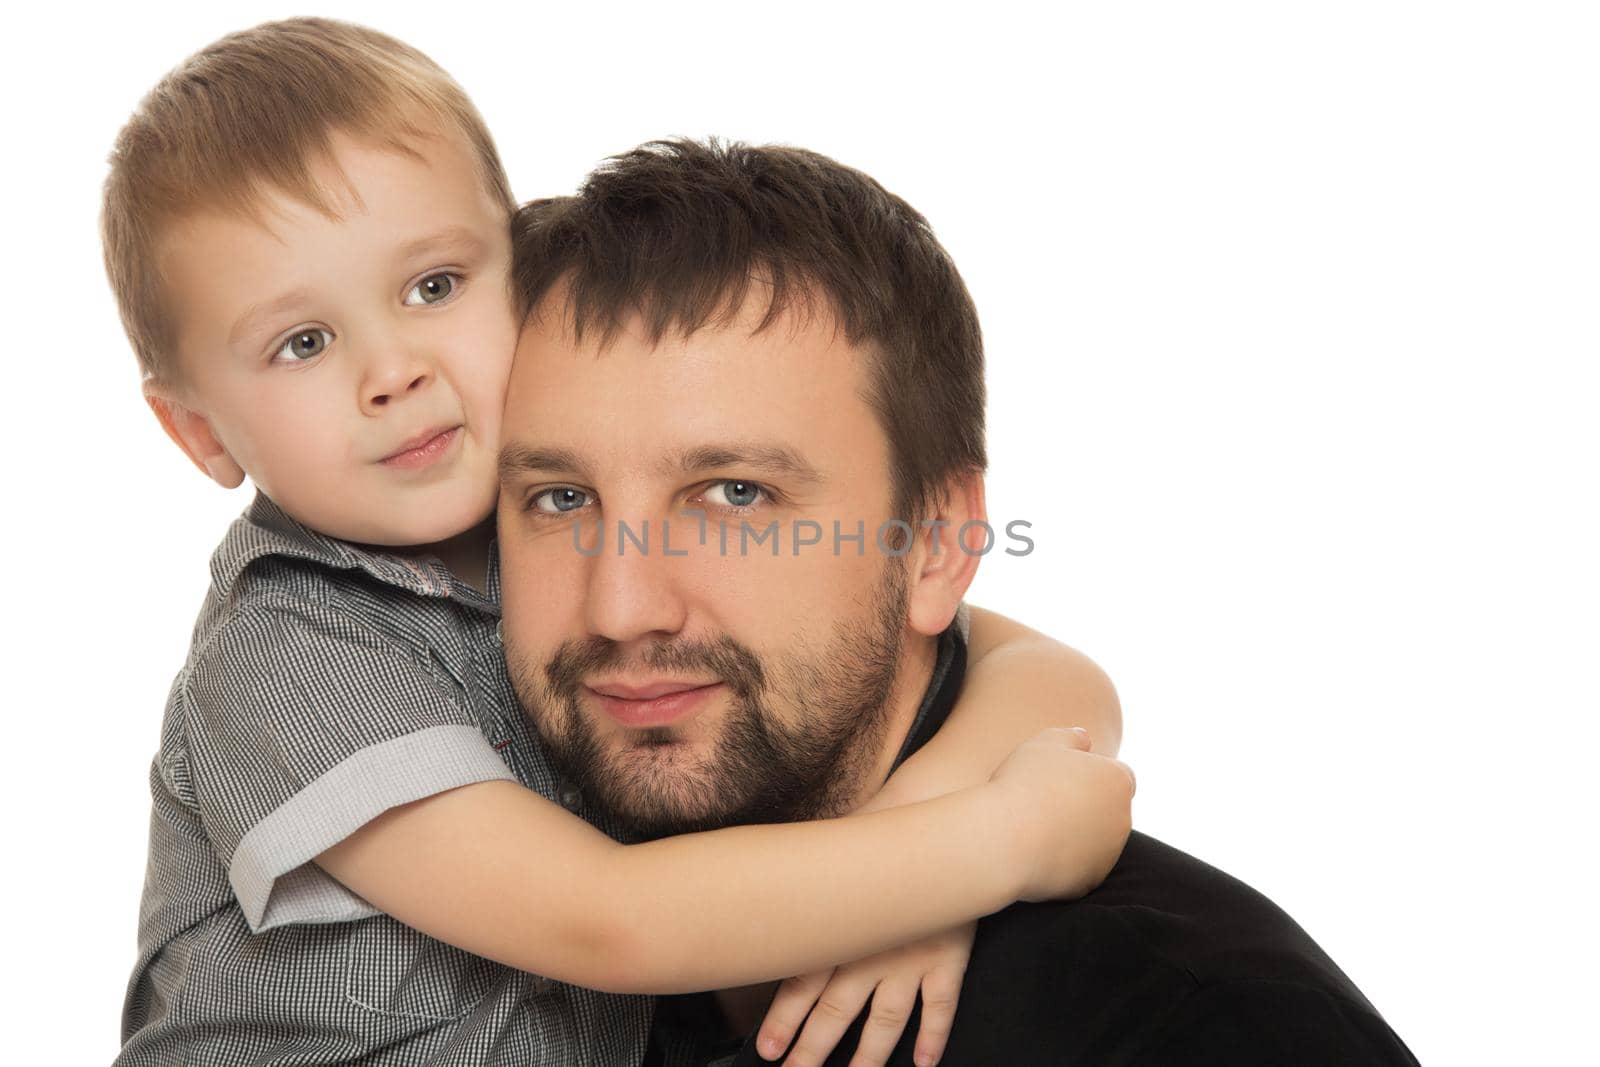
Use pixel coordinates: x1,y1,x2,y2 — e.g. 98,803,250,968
379,425,461,468
584,679,725,729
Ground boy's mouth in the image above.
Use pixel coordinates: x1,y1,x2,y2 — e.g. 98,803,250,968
379,425,462,469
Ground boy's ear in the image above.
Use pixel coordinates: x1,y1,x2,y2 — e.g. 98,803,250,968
142,381,245,489
904,471,987,638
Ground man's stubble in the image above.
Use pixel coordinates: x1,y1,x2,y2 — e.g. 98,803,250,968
510,560,911,840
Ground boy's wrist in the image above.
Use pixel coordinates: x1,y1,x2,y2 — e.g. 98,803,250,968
970,780,1036,907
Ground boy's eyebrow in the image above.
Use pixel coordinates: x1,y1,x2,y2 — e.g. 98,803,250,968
395,225,490,262
227,229,491,348
229,287,316,347
499,444,591,482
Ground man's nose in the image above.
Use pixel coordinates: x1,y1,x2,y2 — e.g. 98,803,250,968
582,518,689,644
357,335,434,415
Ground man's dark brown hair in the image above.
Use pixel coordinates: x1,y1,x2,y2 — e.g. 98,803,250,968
511,138,986,523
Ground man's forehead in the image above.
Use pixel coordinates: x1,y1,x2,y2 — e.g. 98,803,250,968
510,347,878,484
503,285,889,483
511,296,872,418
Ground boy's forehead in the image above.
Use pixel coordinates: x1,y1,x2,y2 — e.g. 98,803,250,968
157,126,511,373
188,124,499,236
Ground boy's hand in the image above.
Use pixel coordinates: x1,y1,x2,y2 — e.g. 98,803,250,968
989,726,1136,902
756,923,975,1067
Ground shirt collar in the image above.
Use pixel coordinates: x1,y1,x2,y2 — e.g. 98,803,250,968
887,612,970,775
209,491,490,606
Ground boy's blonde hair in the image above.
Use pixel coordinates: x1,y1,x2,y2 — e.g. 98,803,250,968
102,17,516,386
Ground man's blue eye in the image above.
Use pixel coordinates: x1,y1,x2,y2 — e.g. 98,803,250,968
273,329,331,362
708,481,763,508
532,487,590,514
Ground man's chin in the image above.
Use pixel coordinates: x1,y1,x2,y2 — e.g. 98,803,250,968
568,733,742,839
592,754,746,839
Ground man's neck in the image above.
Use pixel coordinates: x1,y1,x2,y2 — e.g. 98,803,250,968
846,631,941,813
403,518,496,593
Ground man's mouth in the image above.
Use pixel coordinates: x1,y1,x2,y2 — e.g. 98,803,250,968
379,425,462,468
584,678,725,729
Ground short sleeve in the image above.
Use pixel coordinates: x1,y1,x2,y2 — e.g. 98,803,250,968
183,598,516,932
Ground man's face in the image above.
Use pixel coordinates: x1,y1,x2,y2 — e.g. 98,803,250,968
159,128,516,547
498,296,918,836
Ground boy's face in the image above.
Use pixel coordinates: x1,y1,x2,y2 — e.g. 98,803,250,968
155,128,515,548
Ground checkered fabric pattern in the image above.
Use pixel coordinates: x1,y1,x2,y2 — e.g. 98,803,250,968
117,492,651,1066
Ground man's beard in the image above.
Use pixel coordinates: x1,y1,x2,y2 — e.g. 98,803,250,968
510,562,909,839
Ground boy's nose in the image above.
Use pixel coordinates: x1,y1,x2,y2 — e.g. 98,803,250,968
360,355,433,414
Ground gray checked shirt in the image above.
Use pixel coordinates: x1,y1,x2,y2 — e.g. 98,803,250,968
117,492,652,1066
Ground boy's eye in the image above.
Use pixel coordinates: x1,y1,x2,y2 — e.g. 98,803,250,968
404,272,459,306
273,328,332,363
530,487,592,514
704,480,765,508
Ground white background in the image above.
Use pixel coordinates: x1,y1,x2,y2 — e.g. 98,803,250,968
5,2,1595,1063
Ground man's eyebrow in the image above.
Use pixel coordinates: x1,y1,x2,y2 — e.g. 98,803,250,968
228,287,316,348
675,444,823,483
499,444,591,482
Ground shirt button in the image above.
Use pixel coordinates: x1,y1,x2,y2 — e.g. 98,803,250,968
529,975,556,996
493,620,503,642
557,782,583,813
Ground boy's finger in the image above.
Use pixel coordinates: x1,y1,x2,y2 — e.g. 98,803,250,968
1120,759,1137,795
910,965,965,1067
758,970,832,1061
846,978,920,1067
781,973,877,1067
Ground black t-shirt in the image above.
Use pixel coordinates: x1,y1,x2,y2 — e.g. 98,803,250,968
647,626,1419,1066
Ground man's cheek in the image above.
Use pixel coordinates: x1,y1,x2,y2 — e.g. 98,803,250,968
501,530,587,621
764,547,881,622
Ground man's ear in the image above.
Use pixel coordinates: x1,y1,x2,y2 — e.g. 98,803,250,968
903,471,987,638
142,380,245,489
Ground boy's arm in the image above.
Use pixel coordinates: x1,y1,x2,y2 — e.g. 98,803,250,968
862,604,1122,815
748,607,1125,1064
314,728,1132,995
